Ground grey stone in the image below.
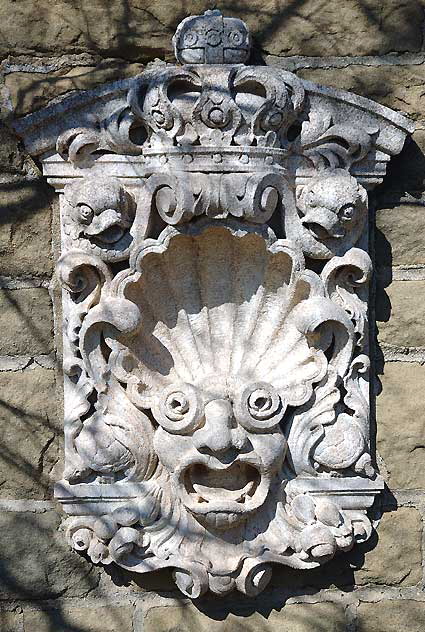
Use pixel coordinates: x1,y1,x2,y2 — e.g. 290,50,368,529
23,605,134,632
355,508,422,586
0,367,60,499
377,281,425,348
297,64,425,121
0,510,98,599
376,203,425,266
140,602,346,632
1,0,422,59
0,287,53,355
6,60,144,117
0,611,22,632
0,174,54,277
358,600,425,632
376,362,425,489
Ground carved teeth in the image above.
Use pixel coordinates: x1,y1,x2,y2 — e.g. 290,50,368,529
192,480,254,504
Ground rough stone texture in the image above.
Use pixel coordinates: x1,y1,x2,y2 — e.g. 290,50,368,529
141,602,346,632
297,64,425,121
357,600,425,632
0,368,60,499
0,1,422,626
354,508,422,586
0,611,22,632
0,288,53,355
0,510,98,599
376,362,425,489
375,129,425,196
0,1,422,59
24,605,134,632
377,280,425,347
6,60,144,117
376,203,425,266
271,506,423,589
0,173,54,277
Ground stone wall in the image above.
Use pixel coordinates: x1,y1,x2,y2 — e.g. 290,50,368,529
0,2,423,630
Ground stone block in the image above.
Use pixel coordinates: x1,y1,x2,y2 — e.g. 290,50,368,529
24,605,134,632
297,65,425,121
0,510,98,599
0,611,22,632
354,508,422,586
272,507,422,589
0,287,53,355
7,60,144,117
376,362,425,489
0,123,25,172
0,367,60,499
358,599,425,632
377,280,425,348
0,1,422,59
0,174,54,277
140,602,346,632
376,203,425,266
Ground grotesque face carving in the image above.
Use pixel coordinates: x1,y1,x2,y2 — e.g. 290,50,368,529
63,176,135,260
288,170,368,259
152,378,287,529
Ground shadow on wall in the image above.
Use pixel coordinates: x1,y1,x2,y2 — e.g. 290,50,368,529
0,2,423,630
1,0,423,116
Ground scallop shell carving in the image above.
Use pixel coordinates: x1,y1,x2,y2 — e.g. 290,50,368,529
104,220,354,410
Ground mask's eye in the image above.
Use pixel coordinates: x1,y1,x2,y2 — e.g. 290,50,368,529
78,204,94,225
153,383,203,434
235,382,285,431
339,204,355,221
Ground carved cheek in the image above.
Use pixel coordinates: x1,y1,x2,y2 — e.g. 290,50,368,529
153,426,194,474
248,430,287,474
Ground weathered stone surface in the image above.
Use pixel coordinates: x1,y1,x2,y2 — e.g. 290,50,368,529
355,508,422,586
377,281,425,347
0,611,21,632
376,129,425,196
271,507,422,588
376,203,425,266
0,510,98,599
25,8,411,598
24,605,133,632
376,362,425,489
297,65,425,121
0,174,54,277
0,287,53,355
0,123,25,172
358,600,425,632
6,60,144,117
0,368,60,499
141,602,346,632
0,1,422,59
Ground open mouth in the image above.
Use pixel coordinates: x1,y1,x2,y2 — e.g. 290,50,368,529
302,221,344,241
84,210,129,244
180,461,267,528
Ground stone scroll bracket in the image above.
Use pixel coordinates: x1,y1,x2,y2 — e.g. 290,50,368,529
13,10,413,599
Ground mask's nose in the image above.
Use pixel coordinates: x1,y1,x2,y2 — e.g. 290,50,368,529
192,399,248,456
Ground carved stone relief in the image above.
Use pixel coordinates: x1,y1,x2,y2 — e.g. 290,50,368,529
14,10,414,597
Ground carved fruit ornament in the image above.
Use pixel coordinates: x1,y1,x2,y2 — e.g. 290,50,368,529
14,10,414,597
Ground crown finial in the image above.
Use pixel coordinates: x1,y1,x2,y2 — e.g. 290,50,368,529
172,10,251,65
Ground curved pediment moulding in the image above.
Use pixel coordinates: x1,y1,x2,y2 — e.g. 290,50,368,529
14,10,413,598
